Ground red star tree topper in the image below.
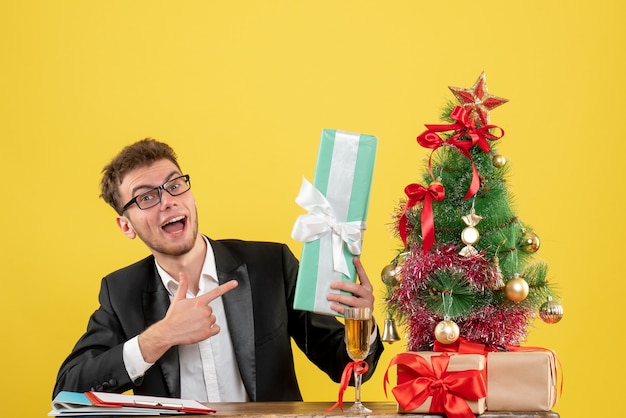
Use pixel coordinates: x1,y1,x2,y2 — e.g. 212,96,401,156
448,71,508,127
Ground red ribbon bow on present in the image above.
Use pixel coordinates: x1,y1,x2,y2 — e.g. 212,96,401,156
384,352,486,418
399,182,445,253
416,106,504,200
325,361,369,412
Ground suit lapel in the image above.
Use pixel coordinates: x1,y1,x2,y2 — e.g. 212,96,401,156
142,264,181,398
211,239,257,401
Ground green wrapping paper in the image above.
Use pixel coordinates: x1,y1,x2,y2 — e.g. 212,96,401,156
291,129,377,315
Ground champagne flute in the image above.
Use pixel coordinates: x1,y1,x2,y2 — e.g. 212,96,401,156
344,307,373,413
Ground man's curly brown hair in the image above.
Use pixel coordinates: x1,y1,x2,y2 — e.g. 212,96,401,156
100,138,181,215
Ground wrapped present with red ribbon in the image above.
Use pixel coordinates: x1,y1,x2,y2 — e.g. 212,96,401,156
486,350,559,411
384,352,486,418
432,338,561,411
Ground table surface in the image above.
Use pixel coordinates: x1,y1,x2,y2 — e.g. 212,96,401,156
187,402,559,418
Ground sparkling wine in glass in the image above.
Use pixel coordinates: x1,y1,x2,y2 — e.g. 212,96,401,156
344,307,373,413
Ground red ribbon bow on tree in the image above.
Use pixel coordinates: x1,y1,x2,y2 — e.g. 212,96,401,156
399,182,445,253
325,361,369,412
384,352,486,418
416,106,504,200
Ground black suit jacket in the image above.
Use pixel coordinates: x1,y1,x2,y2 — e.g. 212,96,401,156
53,238,384,401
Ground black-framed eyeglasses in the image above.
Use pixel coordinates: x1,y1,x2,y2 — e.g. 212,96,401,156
122,174,191,212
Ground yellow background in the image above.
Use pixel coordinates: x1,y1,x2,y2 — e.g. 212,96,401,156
1,1,623,416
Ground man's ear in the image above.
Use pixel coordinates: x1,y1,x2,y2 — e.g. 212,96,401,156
116,215,137,239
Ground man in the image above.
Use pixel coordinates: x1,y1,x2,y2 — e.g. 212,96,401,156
53,138,384,402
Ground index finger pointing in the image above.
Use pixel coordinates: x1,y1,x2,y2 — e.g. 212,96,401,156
197,280,239,304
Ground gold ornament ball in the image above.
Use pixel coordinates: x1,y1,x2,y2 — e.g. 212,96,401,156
520,231,541,253
492,153,507,167
434,319,460,344
505,277,529,301
381,264,400,285
539,299,564,324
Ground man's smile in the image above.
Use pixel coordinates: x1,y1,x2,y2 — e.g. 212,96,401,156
161,215,187,233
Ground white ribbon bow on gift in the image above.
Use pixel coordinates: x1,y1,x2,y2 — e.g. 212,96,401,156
291,178,366,277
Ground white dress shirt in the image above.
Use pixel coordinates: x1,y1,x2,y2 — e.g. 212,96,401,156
122,237,248,402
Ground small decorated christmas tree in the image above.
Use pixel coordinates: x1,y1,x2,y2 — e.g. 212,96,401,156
383,72,563,351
